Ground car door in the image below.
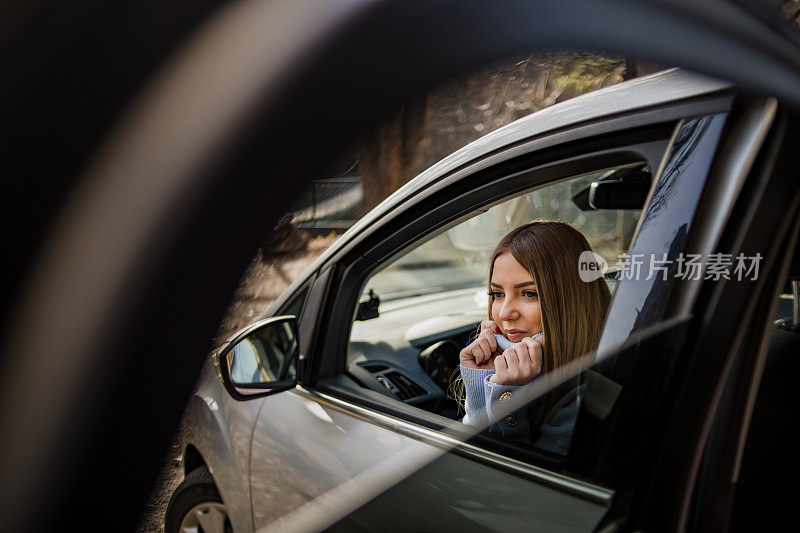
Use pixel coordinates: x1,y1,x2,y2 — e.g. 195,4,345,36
637,105,800,531
243,81,784,531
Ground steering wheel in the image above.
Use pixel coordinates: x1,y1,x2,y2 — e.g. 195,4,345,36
418,340,461,391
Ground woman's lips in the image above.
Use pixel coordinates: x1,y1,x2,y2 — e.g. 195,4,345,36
504,329,527,341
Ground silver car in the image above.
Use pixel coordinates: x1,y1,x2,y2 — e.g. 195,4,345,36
166,69,800,532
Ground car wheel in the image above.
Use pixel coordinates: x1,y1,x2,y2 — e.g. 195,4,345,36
165,466,231,533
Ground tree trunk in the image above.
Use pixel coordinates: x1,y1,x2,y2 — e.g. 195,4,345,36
357,98,426,214
623,57,665,80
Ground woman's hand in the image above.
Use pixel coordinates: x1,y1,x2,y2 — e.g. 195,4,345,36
490,334,544,386
459,320,501,370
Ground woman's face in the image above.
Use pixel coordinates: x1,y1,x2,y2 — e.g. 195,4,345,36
490,252,543,342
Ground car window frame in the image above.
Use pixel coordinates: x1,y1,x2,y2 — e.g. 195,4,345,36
311,94,734,378
312,141,673,468
298,92,746,484
317,107,724,359
328,140,669,373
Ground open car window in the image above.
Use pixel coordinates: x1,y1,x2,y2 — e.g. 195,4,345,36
346,162,648,432
326,104,732,474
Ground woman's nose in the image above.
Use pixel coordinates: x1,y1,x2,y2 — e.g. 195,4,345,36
498,298,519,321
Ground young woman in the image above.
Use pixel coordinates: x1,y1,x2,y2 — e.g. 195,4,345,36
455,221,611,455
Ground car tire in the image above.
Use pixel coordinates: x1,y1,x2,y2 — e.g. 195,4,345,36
165,466,231,533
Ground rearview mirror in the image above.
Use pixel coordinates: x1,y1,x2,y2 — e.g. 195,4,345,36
356,289,380,321
571,166,651,211
218,315,299,398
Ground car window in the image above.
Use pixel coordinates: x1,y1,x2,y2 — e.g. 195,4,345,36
281,286,309,319
597,115,728,350
315,107,732,503
347,163,647,435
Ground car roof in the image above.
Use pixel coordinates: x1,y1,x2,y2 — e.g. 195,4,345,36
270,68,731,311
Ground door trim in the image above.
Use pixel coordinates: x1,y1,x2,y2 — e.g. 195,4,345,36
291,385,615,506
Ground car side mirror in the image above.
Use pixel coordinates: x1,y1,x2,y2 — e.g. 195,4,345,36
218,315,299,399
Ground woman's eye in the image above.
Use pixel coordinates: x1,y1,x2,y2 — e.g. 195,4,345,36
489,291,504,299
522,290,538,299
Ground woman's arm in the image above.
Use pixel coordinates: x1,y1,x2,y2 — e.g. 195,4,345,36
459,365,494,427
458,320,502,427
460,330,547,444
483,378,532,442
460,365,532,443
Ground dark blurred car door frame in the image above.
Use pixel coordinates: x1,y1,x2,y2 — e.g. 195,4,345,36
2,0,800,531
